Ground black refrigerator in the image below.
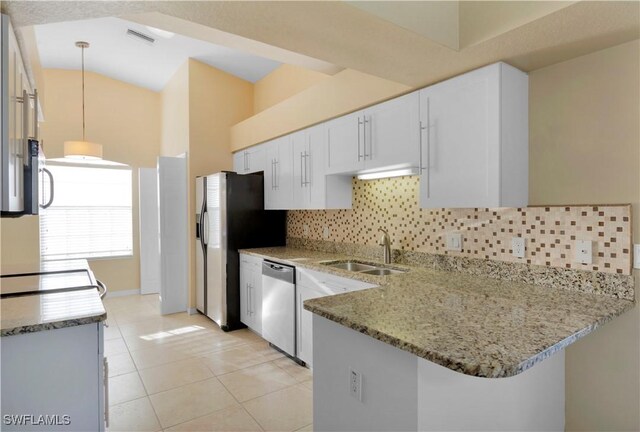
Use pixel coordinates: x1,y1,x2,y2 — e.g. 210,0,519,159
195,171,285,331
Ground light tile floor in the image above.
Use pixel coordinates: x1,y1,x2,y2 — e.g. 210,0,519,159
104,294,313,432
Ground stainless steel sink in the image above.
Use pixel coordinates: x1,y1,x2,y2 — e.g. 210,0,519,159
323,261,377,272
320,260,408,276
360,268,407,276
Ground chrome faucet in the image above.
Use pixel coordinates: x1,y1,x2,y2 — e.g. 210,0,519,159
378,228,391,264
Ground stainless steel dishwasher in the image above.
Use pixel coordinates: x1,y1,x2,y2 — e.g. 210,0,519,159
262,260,296,357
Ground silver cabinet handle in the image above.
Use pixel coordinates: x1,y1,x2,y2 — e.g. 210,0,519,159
103,357,110,428
300,152,304,187
32,90,38,141
363,116,371,160
40,168,54,208
273,160,279,190
357,117,363,161
303,152,310,186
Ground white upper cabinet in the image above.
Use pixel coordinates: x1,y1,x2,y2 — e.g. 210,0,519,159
419,62,528,209
292,124,352,210
325,92,420,175
363,92,421,172
326,110,364,174
233,144,265,174
264,137,293,210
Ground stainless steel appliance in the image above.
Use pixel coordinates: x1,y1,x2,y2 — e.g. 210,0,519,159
195,172,285,331
261,261,296,357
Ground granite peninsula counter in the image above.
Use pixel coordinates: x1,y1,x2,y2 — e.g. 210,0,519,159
244,246,635,431
242,246,634,378
0,260,107,337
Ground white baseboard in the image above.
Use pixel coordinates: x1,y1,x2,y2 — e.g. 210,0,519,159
187,307,198,315
107,289,141,298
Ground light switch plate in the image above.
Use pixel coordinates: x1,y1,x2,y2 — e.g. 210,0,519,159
446,233,462,252
575,240,593,265
511,237,525,258
634,244,640,270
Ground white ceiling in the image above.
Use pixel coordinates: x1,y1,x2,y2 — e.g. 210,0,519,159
34,17,281,91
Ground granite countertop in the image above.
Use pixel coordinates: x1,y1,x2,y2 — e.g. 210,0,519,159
1,260,107,337
241,247,635,378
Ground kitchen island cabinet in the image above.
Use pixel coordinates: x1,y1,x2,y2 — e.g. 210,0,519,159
0,260,107,431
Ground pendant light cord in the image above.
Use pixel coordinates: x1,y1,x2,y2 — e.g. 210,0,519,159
81,44,86,141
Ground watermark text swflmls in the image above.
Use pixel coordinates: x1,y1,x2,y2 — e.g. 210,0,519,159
3,414,71,426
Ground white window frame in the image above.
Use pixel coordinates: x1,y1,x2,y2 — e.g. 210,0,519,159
40,159,133,261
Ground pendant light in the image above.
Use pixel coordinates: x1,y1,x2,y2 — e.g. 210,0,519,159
64,41,103,160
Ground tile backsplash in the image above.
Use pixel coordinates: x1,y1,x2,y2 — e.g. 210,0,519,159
287,176,633,275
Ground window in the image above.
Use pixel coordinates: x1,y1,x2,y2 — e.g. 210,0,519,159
40,160,133,260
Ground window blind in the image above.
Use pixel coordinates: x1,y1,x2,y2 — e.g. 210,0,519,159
40,161,133,260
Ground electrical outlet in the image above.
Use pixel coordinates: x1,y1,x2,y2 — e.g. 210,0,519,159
634,244,640,270
349,367,362,402
323,226,330,240
511,237,525,258
446,232,462,252
575,240,593,265
303,224,309,236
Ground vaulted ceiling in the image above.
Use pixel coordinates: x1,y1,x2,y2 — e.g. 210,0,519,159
4,1,639,90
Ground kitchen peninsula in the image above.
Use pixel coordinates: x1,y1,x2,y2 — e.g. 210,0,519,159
0,260,107,431
242,245,634,431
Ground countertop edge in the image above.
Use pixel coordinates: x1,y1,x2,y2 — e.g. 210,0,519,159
305,298,635,378
0,311,107,337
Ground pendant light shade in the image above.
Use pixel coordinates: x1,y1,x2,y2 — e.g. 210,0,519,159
64,41,103,160
64,141,103,159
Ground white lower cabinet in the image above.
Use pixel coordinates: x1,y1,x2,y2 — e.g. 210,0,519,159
0,322,106,431
296,268,377,366
240,253,263,334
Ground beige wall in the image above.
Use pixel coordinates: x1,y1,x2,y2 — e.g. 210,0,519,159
231,68,410,151
185,59,254,308
161,62,190,158
39,69,161,292
529,39,639,430
253,64,328,114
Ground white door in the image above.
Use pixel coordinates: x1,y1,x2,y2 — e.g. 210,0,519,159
247,145,266,174
138,168,160,295
326,110,364,174
419,66,500,208
364,92,420,171
158,155,188,315
248,264,262,334
233,152,245,174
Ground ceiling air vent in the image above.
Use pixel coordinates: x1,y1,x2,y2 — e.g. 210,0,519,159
126,29,155,45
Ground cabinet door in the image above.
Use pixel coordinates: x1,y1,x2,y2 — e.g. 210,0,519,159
307,124,329,209
263,141,277,209
419,66,500,208
249,265,262,334
233,152,246,174
247,145,266,174
296,283,326,367
291,131,308,209
364,92,420,171
326,110,365,174
265,138,291,210
239,258,250,326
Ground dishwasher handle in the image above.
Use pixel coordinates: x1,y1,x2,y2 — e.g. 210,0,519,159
262,261,295,284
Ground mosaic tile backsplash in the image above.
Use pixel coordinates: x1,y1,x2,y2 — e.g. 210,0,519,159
287,177,633,275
